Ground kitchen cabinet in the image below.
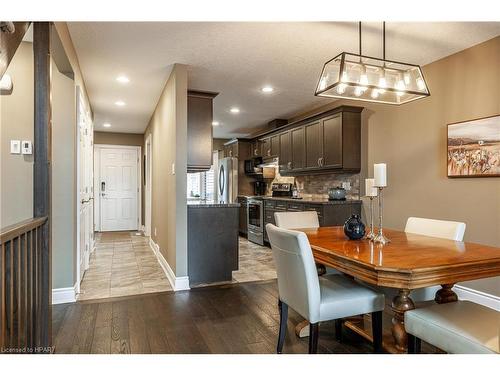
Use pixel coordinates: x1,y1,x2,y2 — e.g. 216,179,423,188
262,198,361,243
260,134,280,158
237,196,248,235
321,114,342,168
290,126,305,171
278,131,291,172
304,120,322,169
187,90,218,172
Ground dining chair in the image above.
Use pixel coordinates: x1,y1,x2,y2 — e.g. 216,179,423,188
266,223,385,354
274,211,319,230
405,217,466,302
405,301,499,354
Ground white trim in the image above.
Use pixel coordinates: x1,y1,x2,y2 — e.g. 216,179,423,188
144,134,152,237
454,285,500,312
52,283,77,305
94,144,141,232
149,237,190,291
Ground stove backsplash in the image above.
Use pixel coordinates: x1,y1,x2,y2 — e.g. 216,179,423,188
265,165,360,200
295,173,360,200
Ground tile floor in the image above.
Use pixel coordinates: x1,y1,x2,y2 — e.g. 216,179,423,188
78,232,276,300
77,231,172,301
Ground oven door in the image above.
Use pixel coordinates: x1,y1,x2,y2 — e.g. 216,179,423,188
247,200,263,233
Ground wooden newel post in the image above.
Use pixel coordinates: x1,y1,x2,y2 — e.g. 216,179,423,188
33,22,52,351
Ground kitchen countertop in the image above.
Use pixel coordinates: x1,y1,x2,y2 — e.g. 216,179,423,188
187,200,240,208
261,196,362,205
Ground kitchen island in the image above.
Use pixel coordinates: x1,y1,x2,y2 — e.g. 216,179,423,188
187,201,240,286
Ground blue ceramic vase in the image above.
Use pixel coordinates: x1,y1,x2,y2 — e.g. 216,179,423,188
343,214,366,240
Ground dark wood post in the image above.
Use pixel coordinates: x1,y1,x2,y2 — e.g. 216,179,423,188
33,22,52,351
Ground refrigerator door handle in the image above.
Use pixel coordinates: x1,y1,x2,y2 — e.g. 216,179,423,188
219,164,225,202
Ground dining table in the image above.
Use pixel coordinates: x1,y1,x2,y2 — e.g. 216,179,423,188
296,226,500,353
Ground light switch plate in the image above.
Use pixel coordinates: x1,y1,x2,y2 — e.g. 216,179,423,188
22,140,32,155
10,140,21,154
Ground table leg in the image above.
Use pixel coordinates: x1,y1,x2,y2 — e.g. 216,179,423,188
435,284,458,304
391,289,415,353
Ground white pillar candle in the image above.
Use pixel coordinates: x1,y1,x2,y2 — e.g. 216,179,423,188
374,163,387,187
365,178,378,197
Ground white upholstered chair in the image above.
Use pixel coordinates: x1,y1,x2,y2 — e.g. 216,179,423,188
266,224,385,354
405,301,499,354
274,211,319,230
405,217,466,302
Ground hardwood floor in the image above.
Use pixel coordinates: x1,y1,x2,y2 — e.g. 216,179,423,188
53,280,438,354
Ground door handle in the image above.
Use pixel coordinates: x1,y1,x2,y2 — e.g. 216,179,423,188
101,181,106,192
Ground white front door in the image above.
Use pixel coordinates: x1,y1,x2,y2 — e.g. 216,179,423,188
99,147,139,231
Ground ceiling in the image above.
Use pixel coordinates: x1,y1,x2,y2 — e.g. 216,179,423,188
67,22,500,137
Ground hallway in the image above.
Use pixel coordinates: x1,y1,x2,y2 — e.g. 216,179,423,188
78,232,173,301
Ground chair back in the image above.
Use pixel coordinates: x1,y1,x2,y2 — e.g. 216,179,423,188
266,224,320,322
274,211,319,230
405,217,466,241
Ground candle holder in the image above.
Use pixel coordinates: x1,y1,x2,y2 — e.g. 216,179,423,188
373,187,390,245
365,196,376,240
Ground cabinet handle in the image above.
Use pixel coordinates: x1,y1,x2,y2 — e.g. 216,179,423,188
288,161,292,169
267,149,271,156
317,158,321,167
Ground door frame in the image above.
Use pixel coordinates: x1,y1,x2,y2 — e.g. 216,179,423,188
93,144,142,232
144,134,153,237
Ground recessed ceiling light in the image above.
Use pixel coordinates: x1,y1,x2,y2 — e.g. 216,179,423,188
103,123,111,128
212,121,220,126
230,107,240,114
115,100,126,106
116,75,130,84
261,86,274,93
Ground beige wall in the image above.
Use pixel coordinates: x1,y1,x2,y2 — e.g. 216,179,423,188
292,36,500,296
94,131,144,147
51,58,77,289
144,64,188,277
0,42,34,228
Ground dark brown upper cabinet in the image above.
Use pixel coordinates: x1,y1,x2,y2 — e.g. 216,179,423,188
290,126,305,171
304,120,322,169
278,131,291,172
250,106,362,175
187,90,218,173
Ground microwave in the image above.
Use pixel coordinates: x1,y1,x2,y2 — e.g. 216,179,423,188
244,157,263,174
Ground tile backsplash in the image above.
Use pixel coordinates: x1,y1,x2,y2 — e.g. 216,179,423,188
265,165,360,200
295,173,360,200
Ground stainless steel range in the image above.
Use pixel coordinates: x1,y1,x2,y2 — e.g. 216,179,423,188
247,198,264,245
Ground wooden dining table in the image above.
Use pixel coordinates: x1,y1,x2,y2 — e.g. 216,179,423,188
297,226,500,353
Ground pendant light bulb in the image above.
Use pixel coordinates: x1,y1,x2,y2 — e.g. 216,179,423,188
354,86,363,97
359,65,369,86
371,89,379,99
416,77,426,91
403,72,411,85
378,69,387,93
396,74,406,92
337,83,347,94
341,71,349,83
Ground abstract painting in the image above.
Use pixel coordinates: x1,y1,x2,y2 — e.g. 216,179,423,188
447,115,500,177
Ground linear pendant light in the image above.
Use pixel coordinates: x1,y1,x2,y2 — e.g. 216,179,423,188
314,22,430,105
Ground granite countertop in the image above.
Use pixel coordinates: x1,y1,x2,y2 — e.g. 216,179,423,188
187,200,240,208
261,196,362,205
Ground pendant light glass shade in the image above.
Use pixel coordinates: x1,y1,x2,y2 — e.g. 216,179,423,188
315,52,430,105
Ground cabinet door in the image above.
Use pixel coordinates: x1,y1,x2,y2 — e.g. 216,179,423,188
321,114,342,168
279,131,291,172
270,134,280,157
304,120,321,169
290,126,305,170
261,137,271,157
251,140,261,157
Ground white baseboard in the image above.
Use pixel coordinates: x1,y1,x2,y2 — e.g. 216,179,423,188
454,285,500,311
149,237,190,291
52,283,77,305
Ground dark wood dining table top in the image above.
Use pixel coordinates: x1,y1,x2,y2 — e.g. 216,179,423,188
298,226,500,289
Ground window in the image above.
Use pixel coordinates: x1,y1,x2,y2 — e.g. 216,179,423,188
187,151,218,201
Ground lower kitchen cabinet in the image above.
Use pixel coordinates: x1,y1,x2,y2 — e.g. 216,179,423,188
263,199,361,244
237,196,248,236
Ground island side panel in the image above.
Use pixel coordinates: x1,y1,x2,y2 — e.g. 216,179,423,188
187,205,239,286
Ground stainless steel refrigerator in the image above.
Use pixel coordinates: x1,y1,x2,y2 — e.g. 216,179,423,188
217,157,238,204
